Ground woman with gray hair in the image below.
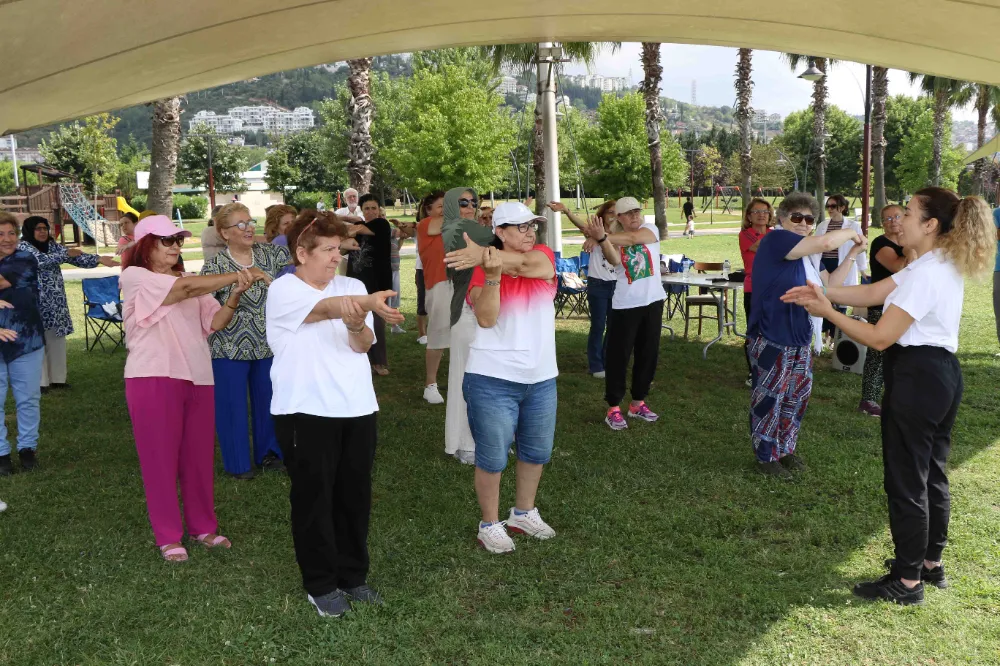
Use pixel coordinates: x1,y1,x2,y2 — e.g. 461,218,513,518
745,192,865,478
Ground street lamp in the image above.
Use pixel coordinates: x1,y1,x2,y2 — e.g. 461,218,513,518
798,58,825,82
774,147,799,192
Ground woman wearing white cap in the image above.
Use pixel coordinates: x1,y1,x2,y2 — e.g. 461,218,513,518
121,215,270,562
444,202,560,554
584,197,666,431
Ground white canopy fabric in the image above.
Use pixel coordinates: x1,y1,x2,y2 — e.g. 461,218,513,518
4,1,1000,134
964,135,1000,164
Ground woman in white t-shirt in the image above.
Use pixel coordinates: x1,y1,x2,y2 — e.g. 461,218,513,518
265,211,403,618
443,202,559,555
585,197,666,431
783,187,995,606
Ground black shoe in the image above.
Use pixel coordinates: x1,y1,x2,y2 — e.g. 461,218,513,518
756,461,792,478
852,573,924,605
230,469,256,480
343,584,384,606
779,454,806,472
0,455,11,477
50,382,71,390
307,589,352,617
884,558,949,589
18,448,37,472
261,453,285,473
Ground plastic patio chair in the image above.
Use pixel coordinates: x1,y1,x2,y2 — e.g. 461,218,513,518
82,276,124,353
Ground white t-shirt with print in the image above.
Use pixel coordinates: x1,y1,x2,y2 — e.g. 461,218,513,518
884,249,963,353
266,274,378,418
588,245,616,281
612,222,667,310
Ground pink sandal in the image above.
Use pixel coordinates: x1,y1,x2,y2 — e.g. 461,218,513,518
192,533,231,549
160,543,188,562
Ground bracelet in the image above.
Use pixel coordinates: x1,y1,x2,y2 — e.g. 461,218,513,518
597,235,609,243
346,324,366,334
224,301,238,310
484,279,501,287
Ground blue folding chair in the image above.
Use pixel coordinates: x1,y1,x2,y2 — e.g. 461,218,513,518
555,256,588,318
665,258,692,320
577,251,590,278
82,276,124,353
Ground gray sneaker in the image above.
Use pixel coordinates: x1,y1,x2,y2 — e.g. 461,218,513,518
344,584,384,606
307,589,351,617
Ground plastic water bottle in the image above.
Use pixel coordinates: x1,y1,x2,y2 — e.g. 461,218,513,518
722,259,731,280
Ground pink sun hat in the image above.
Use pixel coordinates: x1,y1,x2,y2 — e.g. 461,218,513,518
133,215,192,242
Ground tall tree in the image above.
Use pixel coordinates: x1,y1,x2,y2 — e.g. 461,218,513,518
954,83,1000,194
40,113,120,195
177,125,249,194
346,57,374,193
871,66,889,215
734,48,754,211
783,56,831,216
894,107,964,193
775,105,862,195
148,97,181,216
640,42,667,239
883,95,931,200
907,73,965,186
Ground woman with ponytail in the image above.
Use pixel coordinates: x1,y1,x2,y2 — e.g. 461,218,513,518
783,188,995,606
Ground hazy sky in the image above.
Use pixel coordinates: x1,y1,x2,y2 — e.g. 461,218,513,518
563,44,978,122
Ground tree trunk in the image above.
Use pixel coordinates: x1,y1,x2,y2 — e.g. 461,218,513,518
347,58,374,194
148,97,181,216
931,87,946,187
641,43,667,240
735,48,754,213
975,84,989,195
871,66,889,217
812,59,828,218
532,102,545,217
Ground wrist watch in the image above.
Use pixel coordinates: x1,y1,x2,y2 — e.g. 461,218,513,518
484,279,500,287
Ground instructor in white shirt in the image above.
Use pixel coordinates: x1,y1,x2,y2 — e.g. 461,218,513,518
783,187,995,607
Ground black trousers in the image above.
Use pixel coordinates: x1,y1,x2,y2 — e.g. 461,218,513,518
881,345,963,581
368,314,387,367
275,412,378,597
604,300,664,406
743,292,752,375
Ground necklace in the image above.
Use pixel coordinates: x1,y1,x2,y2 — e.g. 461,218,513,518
226,248,255,270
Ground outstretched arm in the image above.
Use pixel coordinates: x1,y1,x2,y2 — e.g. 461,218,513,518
782,282,913,351
303,290,404,325
784,228,861,261
443,234,555,280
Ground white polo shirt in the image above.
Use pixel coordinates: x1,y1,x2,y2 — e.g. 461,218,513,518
884,249,963,353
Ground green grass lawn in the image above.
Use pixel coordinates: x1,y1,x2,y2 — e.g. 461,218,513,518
3,235,1000,665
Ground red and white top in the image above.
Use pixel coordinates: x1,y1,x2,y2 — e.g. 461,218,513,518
465,245,558,384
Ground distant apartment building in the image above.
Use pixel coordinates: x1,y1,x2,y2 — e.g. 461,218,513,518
189,105,315,134
563,74,631,92
498,75,520,95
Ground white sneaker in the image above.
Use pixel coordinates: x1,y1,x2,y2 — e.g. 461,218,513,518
592,371,606,379
0,498,6,512
417,336,428,345
391,324,406,334
423,384,444,404
478,521,515,554
454,450,475,465
506,507,556,540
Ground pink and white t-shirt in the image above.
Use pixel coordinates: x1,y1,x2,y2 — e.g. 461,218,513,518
465,245,558,385
120,267,221,385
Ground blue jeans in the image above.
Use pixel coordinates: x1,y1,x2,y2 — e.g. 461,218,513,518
0,347,44,456
586,278,616,373
212,357,281,474
463,373,557,474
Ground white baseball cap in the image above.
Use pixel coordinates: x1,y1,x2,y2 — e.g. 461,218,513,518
614,197,642,215
491,202,545,231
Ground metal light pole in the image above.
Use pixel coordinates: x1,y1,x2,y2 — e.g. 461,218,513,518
861,64,873,235
774,147,799,192
9,135,18,188
537,42,566,252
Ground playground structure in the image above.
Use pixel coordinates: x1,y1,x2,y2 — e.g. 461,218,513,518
0,164,121,247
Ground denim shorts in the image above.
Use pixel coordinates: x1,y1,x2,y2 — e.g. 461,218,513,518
462,373,557,473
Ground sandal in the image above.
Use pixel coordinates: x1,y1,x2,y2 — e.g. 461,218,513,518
160,543,189,562
192,533,232,549
372,365,390,376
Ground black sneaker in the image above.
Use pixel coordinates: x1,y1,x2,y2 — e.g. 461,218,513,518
779,454,806,472
307,589,351,617
0,455,12,477
51,383,71,390
344,584,384,606
230,469,256,480
852,573,924,605
756,461,792,479
261,453,285,473
18,448,38,472
884,558,948,589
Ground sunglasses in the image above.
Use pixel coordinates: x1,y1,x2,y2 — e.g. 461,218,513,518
225,220,257,231
825,203,841,210
789,213,816,225
158,235,186,247
499,222,539,234
458,198,479,209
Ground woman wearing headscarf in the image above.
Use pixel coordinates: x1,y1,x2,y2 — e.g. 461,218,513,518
18,216,119,390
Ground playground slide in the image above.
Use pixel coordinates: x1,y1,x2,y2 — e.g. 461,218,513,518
117,196,139,217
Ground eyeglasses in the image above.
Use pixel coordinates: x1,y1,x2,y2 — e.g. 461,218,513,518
224,220,257,231
882,215,901,222
499,222,539,234
458,198,479,209
789,213,816,225
750,209,770,215
825,203,840,210
158,235,186,247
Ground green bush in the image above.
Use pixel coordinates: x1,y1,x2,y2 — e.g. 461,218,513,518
290,191,327,210
129,193,147,211
172,195,208,220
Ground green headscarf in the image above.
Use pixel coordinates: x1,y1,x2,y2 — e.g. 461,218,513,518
441,187,495,327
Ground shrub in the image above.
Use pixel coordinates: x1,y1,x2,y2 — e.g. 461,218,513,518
129,193,147,211
172,195,208,220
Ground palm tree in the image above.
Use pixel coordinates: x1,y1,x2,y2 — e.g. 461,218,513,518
784,55,830,215
640,43,668,239
734,48,753,212
347,57,375,193
907,73,965,186
148,97,181,216
871,67,889,216
955,83,1000,194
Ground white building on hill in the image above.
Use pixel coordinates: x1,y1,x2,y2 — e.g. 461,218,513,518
189,106,315,134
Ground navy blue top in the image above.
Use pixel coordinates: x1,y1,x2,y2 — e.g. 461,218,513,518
748,229,812,347
0,250,44,364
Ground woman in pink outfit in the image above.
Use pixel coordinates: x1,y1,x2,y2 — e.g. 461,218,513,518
121,215,270,562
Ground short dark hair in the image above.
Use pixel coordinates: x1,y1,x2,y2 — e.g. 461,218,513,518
776,192,819,220
358,193,378,208
826,193,849,214
122,212,139,224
